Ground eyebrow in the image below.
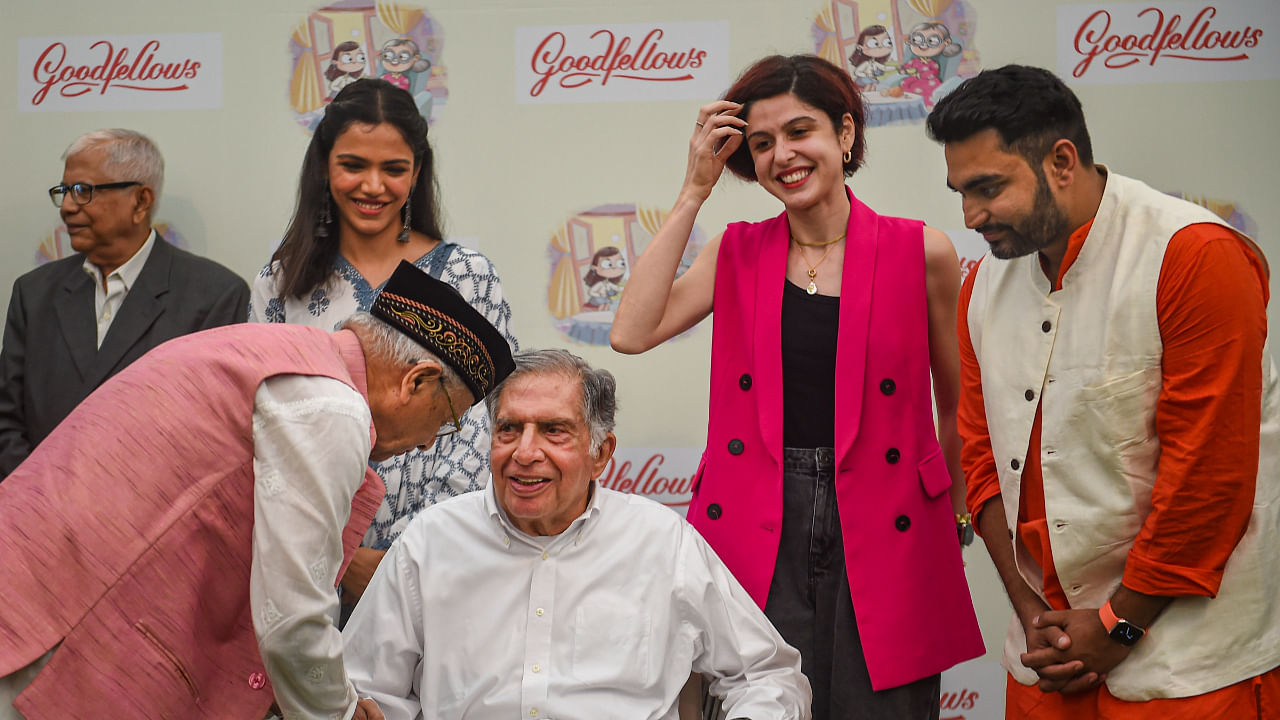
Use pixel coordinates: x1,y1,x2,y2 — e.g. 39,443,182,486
947,172,1003,193
334,153,412,165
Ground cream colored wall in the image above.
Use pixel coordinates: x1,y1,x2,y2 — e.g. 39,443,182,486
3,0,1277,667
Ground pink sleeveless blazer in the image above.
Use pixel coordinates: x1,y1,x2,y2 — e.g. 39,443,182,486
0,324,384,719
689,188,983,690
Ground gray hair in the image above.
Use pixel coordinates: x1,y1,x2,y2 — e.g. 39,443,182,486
342,312,464,396
63,129,165,208
486,348,617,454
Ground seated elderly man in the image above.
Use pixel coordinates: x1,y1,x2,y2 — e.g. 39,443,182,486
342,348,811,720
0,262,513,720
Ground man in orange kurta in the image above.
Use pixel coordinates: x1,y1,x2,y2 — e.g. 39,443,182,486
927,65,1280,719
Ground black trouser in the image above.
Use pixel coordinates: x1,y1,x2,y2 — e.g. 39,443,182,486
763,447,940,720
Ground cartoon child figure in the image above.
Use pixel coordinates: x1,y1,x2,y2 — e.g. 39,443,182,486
583,247,627,312
379,38,431,92
896,22,961,107
324,41,366,98
848,25,895,91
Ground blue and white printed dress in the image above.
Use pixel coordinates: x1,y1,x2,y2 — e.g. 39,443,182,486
249,242,518,550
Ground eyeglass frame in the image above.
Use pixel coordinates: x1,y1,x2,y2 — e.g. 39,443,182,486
48,181,142,208
436,377,462,437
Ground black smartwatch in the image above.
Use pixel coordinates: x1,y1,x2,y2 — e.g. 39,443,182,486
1100,601,1146,646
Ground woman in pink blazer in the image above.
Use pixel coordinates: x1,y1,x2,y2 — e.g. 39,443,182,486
611,55,982,719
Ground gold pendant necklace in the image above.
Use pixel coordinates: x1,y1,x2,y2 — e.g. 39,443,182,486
792,233,844,295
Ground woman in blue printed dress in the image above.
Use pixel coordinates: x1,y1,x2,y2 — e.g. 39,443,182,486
250,78,517,608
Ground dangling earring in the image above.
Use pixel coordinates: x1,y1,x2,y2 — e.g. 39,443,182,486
843,149,852,163
397,187,412,243
316,180,331,239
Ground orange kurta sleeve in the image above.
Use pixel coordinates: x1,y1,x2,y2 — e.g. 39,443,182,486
957,259,1003,527
1123,223,1270,597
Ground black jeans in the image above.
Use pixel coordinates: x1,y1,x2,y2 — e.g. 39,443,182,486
763,447,940,720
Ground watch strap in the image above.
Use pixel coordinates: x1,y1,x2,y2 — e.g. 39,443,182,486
1098,600,1122,632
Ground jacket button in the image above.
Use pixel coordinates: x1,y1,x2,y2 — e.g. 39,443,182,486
1011,458,1020,470
248,671,267,690
707,503,722,520
1042,320,1052,333
1025,389,1035,401
739,373,752,390
728,439,745,455
895,515,911,532
885,447,901,464
880,378,896,395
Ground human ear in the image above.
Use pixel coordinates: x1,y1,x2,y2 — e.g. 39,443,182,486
402,359,443,400
133,186,155,223
590,432,617,475
1045,139,1080,187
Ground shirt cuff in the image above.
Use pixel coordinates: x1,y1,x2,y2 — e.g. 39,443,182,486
1122,551,1224,598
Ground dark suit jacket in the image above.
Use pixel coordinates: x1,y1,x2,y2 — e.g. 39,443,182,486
0,236,250,477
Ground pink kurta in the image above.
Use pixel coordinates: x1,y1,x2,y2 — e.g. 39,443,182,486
689,188,983,690
0,324,384,719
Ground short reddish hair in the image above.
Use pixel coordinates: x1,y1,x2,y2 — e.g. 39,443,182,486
721,55,867,181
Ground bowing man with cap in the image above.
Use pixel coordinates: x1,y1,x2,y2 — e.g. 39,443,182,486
0,261,514,720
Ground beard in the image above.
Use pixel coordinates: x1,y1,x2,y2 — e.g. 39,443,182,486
980,170,1072,260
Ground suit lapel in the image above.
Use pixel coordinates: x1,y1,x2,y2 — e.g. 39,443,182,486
754,215,789,469
834,189,878,464
53,263,99,380
90,236,171,387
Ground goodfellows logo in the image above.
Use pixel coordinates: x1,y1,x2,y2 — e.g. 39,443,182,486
1057,1,1275,84
18,33,223,112
515,21,729,104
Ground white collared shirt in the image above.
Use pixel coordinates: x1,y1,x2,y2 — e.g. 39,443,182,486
342,483,811,720
81,229,157,348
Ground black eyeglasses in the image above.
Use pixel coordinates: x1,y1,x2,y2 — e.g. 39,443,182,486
48,181,141,208
436,377,461,437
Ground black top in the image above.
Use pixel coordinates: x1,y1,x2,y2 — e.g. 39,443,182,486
781,280,839,448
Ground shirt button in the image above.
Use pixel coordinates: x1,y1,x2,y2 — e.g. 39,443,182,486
541,552,548,560
247,671,267,690
1011,458,1021,470
885,447,901,464
1025,389,1035,401
880,378,896,395
535,608,544,616
895,514,911,532
1042,320,1052,333
739,373,752,390
530,710,538,717
727,439,745,455
706,503,722,520
532,664,541,673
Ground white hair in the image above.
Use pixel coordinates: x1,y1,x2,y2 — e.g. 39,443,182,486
63,129,165,209
342,312,465,395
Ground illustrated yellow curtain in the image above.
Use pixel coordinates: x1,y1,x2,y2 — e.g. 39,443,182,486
548,225,581,319
636,206,666,237
377,1,424,35
814,8,842,67
290,20,324,113
907,0,953,19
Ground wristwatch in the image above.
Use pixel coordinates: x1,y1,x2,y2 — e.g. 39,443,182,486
1099,600,1146,646
955,513,975,547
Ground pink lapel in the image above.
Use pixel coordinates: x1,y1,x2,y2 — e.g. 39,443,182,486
753,215,790,469
834,189,878,464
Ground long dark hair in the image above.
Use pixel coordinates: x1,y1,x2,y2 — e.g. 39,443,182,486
272,78,444,299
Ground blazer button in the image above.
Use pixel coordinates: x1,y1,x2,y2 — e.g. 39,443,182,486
1011,458,1021,470
1025,389,1035,401
880,378,896,395
1042,320,1052,333
248,671,267,690
885,447,901,464
728,439,745,455
895,514,911,532
707,503,723,520
739,373,752,390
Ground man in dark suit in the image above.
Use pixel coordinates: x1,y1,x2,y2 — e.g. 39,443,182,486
0,128,249,478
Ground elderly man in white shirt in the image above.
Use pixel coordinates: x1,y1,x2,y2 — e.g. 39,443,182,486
343,349,811,720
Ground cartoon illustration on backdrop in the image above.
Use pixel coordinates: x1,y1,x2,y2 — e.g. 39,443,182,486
813,0,981,126
288,1,447,133
889,22,962,107
548,204,706,346
324,41,367,98
849,25,896,91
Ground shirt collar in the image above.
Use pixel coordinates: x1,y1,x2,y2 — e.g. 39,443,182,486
484,477,604,549
81,229,157,290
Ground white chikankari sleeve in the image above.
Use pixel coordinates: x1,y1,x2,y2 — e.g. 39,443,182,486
341,530,426,720
250,374,372,720
680,525,812,720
